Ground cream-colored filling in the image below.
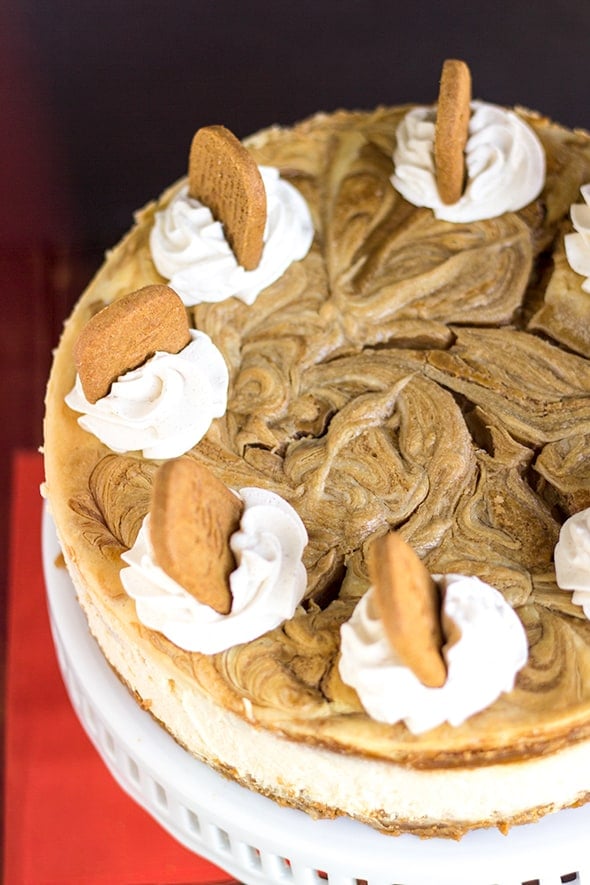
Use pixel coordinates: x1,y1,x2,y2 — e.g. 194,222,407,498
65,545,590,832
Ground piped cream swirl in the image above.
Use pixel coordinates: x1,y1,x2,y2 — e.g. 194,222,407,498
339,574,528,734
150,166,314,306
555,507,590,617
392,100,546,222
120,487,308,654
565,184,590,292
65,329,228,459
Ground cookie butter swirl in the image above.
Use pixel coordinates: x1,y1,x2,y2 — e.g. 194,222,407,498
565,184,590,292
339,574,528,734
554,508,590,617
120,487,308,653
392,101,545,222
65,329,228,459
150,166,314,306
48,106,590,784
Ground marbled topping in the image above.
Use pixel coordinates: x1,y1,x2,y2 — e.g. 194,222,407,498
50,107,590,761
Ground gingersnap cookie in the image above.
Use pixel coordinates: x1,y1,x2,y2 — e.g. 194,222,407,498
74,284,191,403
434,58,472,205
368,532,446,688
149,457,244,614
188,124,267,271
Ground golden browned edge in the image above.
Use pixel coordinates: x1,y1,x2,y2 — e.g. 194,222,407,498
43,105,590,835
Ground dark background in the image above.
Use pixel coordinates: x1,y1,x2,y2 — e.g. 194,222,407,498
2,0,590,869
4,0,590,250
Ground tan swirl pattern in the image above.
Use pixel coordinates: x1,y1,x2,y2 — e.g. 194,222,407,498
64,106,590,757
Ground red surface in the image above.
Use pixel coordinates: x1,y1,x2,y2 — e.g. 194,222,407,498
4,450,233,885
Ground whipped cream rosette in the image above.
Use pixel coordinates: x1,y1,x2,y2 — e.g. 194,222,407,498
121,486,308,653
565,183,590,292
150,166,314,306
339,574,528,734
392,100,546,222
555,507,590,617
66,329,228,459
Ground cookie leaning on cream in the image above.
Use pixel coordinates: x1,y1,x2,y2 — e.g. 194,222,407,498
188,125,267,271
149,458,243,615
339,533,528,735
64,286,229,459
434,58,472,205
74,284,191,403
44,58,590,838
368,532,447,689
120,460,309,655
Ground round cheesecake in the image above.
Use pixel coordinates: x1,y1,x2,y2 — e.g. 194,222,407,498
43,103,590,839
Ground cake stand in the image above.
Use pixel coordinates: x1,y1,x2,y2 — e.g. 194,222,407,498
43,507,589,885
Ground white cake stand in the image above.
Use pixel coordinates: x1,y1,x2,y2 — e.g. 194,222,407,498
42,508,589,885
